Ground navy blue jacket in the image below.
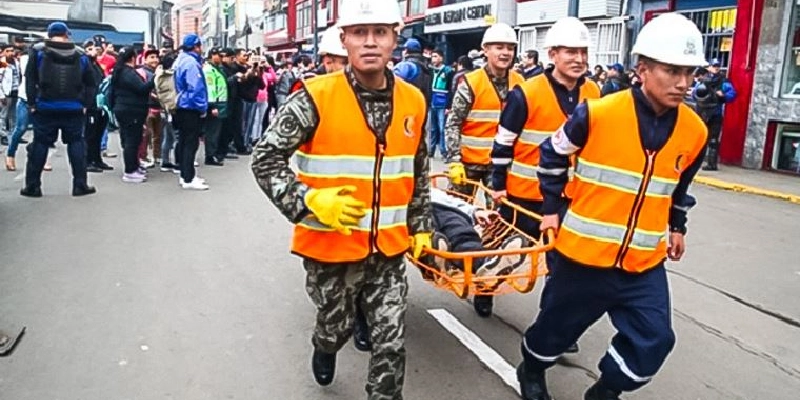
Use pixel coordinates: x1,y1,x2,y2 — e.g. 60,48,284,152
537,87,705,233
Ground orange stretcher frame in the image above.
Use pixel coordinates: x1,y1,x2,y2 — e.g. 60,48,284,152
405,173,555,299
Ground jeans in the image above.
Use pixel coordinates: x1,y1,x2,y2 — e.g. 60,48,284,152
100,128,109,152
25,112,87,189
4,96,18,134
6,98,30,157
115,110,147,174
161,114,176,165
429,107,447,158
242,100,257,149
250,101,268,143
175,109,202,182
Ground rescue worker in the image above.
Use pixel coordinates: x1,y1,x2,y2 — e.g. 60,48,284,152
290,27,349,94
490,17,600,318
444,22,522,317
516,13,708,400
22,21,98,198
251,0,432,399
444,23,523,194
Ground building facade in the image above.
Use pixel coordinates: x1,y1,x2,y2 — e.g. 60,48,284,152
173,0,203,40
423,0,516,61
744,0,800,174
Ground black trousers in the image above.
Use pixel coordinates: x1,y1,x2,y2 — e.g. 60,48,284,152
25,112,87,189
703,113,723,168
219,99,244,156
175,109,203,182
115,110,146,174
84,109,108,165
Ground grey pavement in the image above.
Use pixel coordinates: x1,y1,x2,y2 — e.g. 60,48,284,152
0,144,798,400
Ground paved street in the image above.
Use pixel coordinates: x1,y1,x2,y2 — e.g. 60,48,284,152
1,139,799,400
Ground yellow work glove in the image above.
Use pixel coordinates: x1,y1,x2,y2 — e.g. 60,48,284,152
303,185,367,235
409,232,433,259
447,163,466,185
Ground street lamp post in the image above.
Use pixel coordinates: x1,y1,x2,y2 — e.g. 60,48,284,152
312,0,319,56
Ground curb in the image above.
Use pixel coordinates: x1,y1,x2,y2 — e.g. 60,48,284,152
694,176,800,204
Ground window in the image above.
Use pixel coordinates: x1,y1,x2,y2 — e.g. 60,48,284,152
782,0,800,97
772,123,800,173
296,1,313,39
409,0,425,15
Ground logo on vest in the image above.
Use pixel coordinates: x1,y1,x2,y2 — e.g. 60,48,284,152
403,116,415,138
675,153,688,173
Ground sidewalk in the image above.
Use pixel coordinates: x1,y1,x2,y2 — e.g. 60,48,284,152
694,165,800,204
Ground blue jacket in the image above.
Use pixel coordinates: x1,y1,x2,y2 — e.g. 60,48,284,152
174,51,208,113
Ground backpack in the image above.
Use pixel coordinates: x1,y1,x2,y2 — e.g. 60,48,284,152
406,60,432,106
96,75,118,129
154,65,177,114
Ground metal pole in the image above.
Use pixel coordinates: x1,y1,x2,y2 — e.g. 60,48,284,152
568,0,579,17
312,0,319,55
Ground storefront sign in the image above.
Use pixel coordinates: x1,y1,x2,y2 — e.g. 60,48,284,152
424,0,497,34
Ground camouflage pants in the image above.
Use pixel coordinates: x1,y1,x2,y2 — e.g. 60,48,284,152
450,164,493,208
303,253,408,400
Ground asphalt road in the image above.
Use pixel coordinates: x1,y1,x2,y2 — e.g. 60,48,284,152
1,141,798,400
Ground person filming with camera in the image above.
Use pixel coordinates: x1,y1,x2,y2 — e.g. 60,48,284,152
692,58,736,171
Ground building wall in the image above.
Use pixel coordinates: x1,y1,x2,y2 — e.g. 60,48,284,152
173,0,203,39
744,0,797,168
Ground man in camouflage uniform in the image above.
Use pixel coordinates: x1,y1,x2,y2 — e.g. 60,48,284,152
251,0,432,399
445,23,524,201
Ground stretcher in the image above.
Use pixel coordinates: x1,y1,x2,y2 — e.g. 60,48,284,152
406,173,555,299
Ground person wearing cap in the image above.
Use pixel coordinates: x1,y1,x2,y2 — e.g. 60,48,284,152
136,48,163,169
516,13,708,400
251,0,431,397
444,22,523,211
81,39,113,173
601,62,630,96
216,47,244,160
21,21,98,197
173,33,209,190
393,38,432,105
202,47,228,166
692,58,736,171
490,17,601,319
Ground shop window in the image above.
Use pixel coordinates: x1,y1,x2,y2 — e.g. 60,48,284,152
772,123,800,173
782,0,800,97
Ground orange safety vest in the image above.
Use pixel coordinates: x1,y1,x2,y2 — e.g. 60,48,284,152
291,71,426,263
461,68,524,165
507,75,600,201
555,91,707,273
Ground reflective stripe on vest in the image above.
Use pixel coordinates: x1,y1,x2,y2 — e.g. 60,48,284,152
296,152,415,179
291,70,426,263
507,75,600,201
574,159,678,198
554,90,707,273
461,68,524,165
561,210,665,251
298,206,407,232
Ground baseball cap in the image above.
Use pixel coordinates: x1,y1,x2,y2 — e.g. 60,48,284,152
182,34,202,49
708,58,721,67
220,47,235,57
206,47,220,58
47,22,70,38
606,63,624,73
404,38,422,52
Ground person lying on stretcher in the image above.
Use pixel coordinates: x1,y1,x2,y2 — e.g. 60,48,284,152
429,188,532,277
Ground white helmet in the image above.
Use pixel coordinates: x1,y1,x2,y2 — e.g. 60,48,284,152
337,0,404,29
318,28,347,58
544,17,591,49
481,23,517,46
632,12,705,67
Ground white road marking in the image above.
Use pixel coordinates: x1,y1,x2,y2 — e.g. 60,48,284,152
427,308,520,396
13,147,57,181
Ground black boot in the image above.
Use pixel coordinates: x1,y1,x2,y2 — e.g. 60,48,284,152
72,184,97,197
473,295,494,317
311,348,336,386
352,306,372,352
517,363,551,400
584,380,621,400
87,163,103,173
20,186,42,198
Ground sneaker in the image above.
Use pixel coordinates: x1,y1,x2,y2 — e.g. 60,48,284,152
102,151,118,158
96,161,114,171
181,178,209,190
122,173,146,183
137,166,147,175
140,159,155,169
431,232,450,272
160,162,178,172
476,234,529,278
193,161,199,167
178,176,206,185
